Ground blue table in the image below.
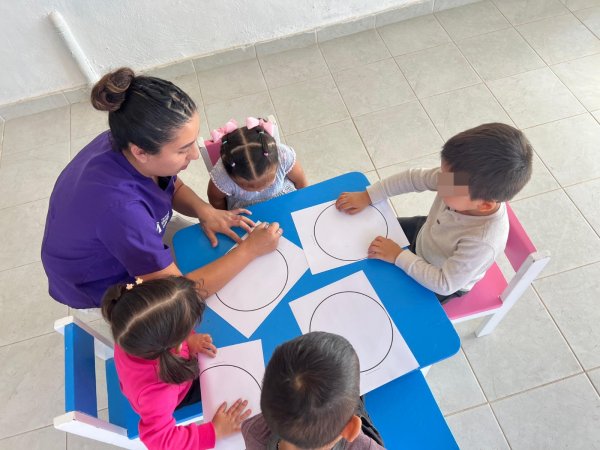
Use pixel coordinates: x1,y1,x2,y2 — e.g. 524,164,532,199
174,172,460,448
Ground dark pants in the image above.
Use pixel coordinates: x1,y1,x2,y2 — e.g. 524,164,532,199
398,216,467,305
358,396,384,446
175,377,202,410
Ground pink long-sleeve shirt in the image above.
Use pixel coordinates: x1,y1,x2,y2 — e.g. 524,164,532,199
114,340,216,450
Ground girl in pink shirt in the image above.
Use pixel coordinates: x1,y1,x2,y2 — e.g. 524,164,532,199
102,276,251,450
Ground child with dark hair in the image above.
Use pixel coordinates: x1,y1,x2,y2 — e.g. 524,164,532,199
336,123,533,303
242,332,385,450
207,117,308,210
102,276,251,450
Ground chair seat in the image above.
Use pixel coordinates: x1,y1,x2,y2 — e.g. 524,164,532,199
443,263,506,321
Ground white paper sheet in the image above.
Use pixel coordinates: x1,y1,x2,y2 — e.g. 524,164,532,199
206,234,308,338
291,199,409,274
198,340,265,450
289,271,418,395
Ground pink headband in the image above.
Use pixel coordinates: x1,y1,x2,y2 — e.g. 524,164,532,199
210,117,274,142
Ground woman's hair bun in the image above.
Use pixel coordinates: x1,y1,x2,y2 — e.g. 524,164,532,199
91,67,135,112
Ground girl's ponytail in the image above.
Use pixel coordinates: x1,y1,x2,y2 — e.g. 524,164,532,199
158,349,199,384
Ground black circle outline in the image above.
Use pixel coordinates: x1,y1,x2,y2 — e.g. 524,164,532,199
308,290,394,373
216,249,289,312
313,204,389,262
200,364,262,390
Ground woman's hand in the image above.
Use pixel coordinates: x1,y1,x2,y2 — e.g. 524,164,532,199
187,334,217,358
240,222,282,257
335,191,371,215
199,207,255,248
212,399,252,440
368,236,403,264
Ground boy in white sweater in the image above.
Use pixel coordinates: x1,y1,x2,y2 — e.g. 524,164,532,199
336,123,533,303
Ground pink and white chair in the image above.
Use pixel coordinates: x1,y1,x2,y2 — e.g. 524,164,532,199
442,203,550,337
199,114,280,172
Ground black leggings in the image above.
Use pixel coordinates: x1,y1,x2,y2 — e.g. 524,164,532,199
397,216,467,305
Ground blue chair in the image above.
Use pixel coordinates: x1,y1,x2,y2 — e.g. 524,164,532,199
53,316,203,449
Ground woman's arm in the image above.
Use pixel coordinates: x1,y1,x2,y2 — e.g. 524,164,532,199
286,161,308,189
207,179,228,210
139,222,282,297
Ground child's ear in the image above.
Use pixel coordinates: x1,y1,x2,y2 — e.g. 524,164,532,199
477,200,498,213
340,415,362,442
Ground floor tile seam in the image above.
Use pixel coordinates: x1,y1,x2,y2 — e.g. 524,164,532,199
311,44,379,173
489,0,573,27
562,187,600,240
533,259,600,283
372,150,441,173
1,136,72,161
0,329,55,350
0,195,50,213
584,371,600,398
373,24,448,148
188,70,209,131
545,46,600,67
571,5,600,42
250,55,282,138
530,283,590,374
485,369,585,405
0,424,65,444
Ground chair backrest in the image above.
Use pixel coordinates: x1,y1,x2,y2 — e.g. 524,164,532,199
54,316,203,448
200,115,280,171
504,202,537,272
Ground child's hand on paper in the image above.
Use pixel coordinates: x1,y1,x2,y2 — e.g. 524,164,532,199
335,191,371,215
212,399,252,439
187,334,217,358
368,236,403,264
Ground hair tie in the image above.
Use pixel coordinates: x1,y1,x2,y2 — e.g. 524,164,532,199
231,162,236,167
263,152,269,156
126,277,144,290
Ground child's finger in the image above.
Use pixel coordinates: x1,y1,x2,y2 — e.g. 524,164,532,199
216,402,227,415
238,408,252,422
226,399,243,415
224,229,242,243
230,399,248,416
230,208,253,217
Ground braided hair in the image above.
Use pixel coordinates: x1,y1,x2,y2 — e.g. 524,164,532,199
220,125,279,181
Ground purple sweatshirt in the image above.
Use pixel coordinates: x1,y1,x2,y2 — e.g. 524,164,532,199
41,131,175,308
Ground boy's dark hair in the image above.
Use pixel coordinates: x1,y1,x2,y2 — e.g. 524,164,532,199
441,123,533,202
261,332,360,448
91,67,197,155
101,276,205,384
220,125,279,181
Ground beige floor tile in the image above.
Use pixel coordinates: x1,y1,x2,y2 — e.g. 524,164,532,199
177,158,212,202
511,189,600,276
203,91,276,132
492,375,600,449
575,6,600,37
427,349,487,415
525,114,600,186
0,426,65,450
517,14,600,65
488,68,585,128
421,83,513,140
285,120,374,184
354,102,442,168
2,107,70,156
270,75,349,134
0,198,49,272
70,103,108,139
552,53,600,111
457,28,545,81
492,0,569,25
70,134,100,160
378,14,451,56
589,368,600,391
435,1,510,41
566,178,600,234
0,333,64,438
197,59,267,105
319,30,391,73
0,141,69,209
457,287,581,400
565,0,600,11
333,59,415,117
396,43,480,98
259,45,329,89
0,262,67,346
445,405,510,450
535,263,600,370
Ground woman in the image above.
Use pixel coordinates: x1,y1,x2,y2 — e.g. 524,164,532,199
41,67,281,309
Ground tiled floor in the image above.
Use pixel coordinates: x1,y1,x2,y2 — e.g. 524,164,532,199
1,0,600,448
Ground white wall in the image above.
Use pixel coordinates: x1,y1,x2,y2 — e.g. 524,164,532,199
0,0,417,106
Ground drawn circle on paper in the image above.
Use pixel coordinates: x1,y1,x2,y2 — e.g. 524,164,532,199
200,364,262,402
308,291,394,373
313,204,388,262
216,249,289,312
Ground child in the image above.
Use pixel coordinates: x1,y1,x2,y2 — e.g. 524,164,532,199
208,117,308,210
242,331,385,450
335,123,533,303
102,276,251,450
